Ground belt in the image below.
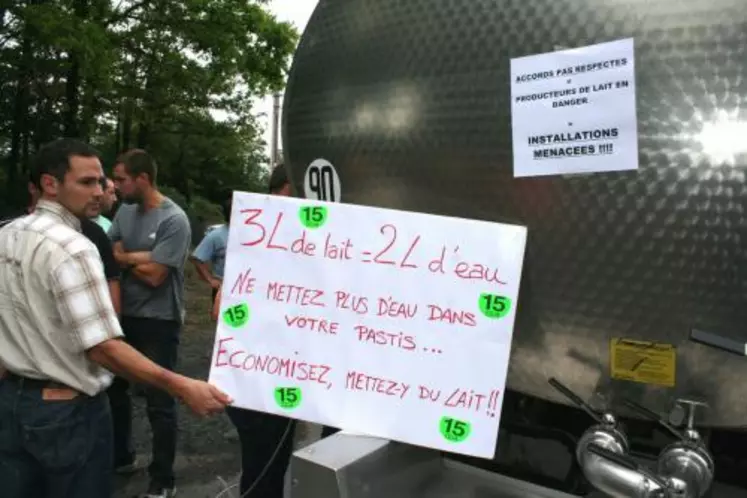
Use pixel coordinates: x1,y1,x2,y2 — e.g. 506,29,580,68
0,370,81,399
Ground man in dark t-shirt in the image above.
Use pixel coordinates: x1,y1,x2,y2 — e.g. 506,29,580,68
81,217,121,298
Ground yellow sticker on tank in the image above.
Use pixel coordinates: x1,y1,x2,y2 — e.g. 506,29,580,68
610,338,676,387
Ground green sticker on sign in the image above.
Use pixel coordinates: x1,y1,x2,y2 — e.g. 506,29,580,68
275,387,302,410
223,302,250,328
299,205,328,229
439,416,471,443
479,293,511,319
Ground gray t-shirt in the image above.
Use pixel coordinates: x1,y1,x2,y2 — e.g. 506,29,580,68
109,197,191,322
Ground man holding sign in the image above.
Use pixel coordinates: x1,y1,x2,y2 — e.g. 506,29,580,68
0,139,230,498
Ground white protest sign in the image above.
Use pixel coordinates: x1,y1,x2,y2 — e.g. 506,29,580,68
208,192,527,458
510,37,638,178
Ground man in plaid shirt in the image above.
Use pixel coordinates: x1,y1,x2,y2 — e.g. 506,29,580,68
0,138,232,498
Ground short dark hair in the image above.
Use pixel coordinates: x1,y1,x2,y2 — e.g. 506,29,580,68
269,164,289,194
30,138,100,189
116,148,158,185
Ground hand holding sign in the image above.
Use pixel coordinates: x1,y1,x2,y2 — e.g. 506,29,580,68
209,192,527,458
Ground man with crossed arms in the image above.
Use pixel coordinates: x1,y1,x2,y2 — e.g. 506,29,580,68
107,148,194,498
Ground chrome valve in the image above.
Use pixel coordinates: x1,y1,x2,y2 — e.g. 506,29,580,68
622,397,714,498
547,378,714,498
548,378,663,498
656,399,714,498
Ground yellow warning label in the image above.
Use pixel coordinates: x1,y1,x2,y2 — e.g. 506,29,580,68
610,338,676,387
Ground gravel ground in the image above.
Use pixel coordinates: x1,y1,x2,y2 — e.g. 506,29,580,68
113,265,320,498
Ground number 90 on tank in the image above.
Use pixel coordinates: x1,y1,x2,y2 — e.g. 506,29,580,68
303,158,342,203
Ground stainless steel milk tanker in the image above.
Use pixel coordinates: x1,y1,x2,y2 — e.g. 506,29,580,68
281,0,747,428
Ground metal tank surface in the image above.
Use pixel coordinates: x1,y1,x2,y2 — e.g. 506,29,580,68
282,0,747,429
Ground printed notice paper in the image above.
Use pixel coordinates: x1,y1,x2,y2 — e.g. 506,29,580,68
510,37,638,178
208,192,528,458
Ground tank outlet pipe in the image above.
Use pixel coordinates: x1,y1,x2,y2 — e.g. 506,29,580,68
549,377,664,497
583,440,667,498
547,377,719,498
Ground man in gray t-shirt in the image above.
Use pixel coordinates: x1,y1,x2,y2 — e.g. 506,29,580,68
108,149,191,498
110,196,189,322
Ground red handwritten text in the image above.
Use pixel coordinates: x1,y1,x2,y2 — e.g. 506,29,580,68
267,282,326,307
238,209,509,284
345,371,410,399
240,208,266,245
231,269,256,295
377,296,417,319
361,224,421,269
454,261,507,284
354,325,416,351
428,244,508,284
418,385,441,402
335,291,368,315
290,230,317,256
428,247,448,274
285,315,339,335
445,388,501,418
214,338,332,387
324,235,354,261
427,305,476,327
417,385,502,418
240,209,288,250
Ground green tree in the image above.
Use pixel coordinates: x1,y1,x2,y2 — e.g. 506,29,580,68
0,0,298,212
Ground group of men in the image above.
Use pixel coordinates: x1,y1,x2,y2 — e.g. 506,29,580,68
0,137,332,498
0,139,231,498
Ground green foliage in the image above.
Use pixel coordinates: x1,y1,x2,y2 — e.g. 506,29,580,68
190,195,224,224
0,0,299,212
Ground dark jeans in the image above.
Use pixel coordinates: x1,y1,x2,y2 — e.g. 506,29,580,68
0,376,113,498
226,406,296,498
107,316,180,488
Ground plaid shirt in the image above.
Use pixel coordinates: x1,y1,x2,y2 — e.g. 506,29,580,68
0,199,123,395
